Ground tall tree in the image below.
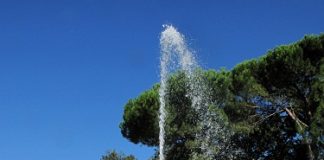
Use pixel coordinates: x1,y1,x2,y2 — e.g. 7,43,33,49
101,150,136,160
119,34,324,159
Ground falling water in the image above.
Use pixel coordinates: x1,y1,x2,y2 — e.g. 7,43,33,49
159,25,236,160
159,24,203,160
159,25,198,160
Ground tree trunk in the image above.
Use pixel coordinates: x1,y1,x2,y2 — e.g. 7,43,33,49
306,143,314,160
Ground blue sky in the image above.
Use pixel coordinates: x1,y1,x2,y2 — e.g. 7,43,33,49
0,0,323,160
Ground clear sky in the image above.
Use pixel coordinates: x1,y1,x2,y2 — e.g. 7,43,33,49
0,0,323,160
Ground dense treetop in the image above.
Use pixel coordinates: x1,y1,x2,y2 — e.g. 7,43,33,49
119,34,324,160
101,150,136,160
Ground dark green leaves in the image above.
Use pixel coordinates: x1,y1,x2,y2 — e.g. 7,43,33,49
119,34,324,159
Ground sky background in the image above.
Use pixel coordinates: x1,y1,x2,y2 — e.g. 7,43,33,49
0,0,323,160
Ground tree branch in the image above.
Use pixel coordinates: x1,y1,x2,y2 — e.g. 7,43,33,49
254,109,284,125
284,107,308,129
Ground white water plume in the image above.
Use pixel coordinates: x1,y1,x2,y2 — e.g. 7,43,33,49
159,25,235,160
159,24,198,160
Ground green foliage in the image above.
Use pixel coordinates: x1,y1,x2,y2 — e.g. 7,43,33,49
101,150,136,160
163,72,198,160
120,85,160,146
119,34,324,160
